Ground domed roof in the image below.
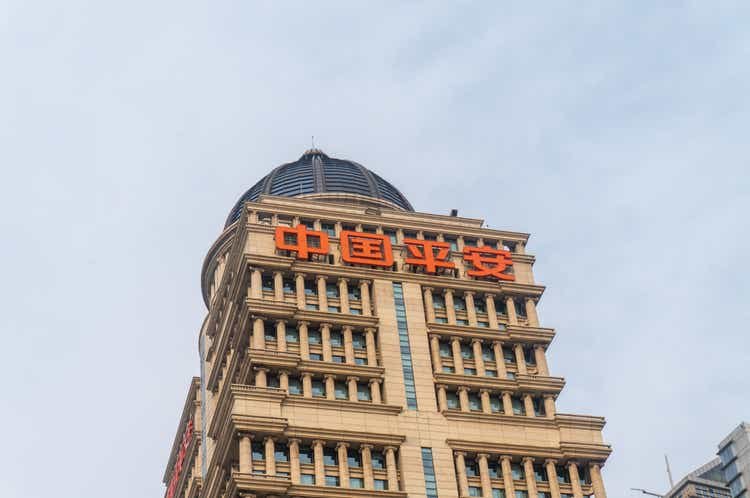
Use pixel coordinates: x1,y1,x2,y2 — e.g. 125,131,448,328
225,149,414,226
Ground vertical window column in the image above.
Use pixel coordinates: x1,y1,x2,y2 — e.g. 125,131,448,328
250,268,262,299
457,386,470,412
347,377,359,402
385,447,399,491
429,335,443,373
338,278,350,314
502,392,513,416
590,463,607,498
485,294,498,329
451,338,464,372
298,322,310,359
239,434,253,473
421,448,439,498
321,324,333,362
302,373,313,398
254,367,268,388
544,395,556,418
436,384,448,411
273,271,284,301
264,437,276,476
276,320,287,352
393,283,418,410
500,456,516,498
477,453,493,498
534,345,550,376
472,339,486,376
295,273,306,310
479,389,492,414
505,297,518,325
444,290,457,324
361,444,375,489
465,291,478,326
493,342,508,378
365,328,378,366
523,458,538,498
568,462,584,498
423,287,436,322
313,440,325,485
523,394,535,418
454,451,470,497
343,326,355,364
514,344,528,375
360,281,372,316
279,370,289,392
317,276,328,310
252,317,265,349
324,375,335,400
337,443,350,488
545,460,561,498
525,298,539,327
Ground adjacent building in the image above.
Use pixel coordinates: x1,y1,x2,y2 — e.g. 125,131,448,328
718,423,750,498
665,459,732,498
162,149,612,498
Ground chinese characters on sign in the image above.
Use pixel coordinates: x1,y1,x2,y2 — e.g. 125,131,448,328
274,225,514,281
166,419,194,498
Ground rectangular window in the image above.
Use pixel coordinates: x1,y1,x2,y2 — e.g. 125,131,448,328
719,444,735,465
464,367,477,376
348,448,362,468
490,397,502,413
298,445,313,464
283,277,295,294
330,331,343,347
308,329,322,344
384,230,397,244
456,318,469,326
433,294,446,309
334,381,348,400
421,448,439,498
262,275,274,292
393,283,418,410
304,280,317,296
371,451,385,469
321,222,336,237
442,365,455,374
515,491,529,498
493,490,506,498
468,393,482,411
325,475,340,487
285,327,299,343
252,441,265,460
300,473,315,485
446,391,459,409
374,479,388,490
534,464,548,482
275,443,288,462
469,487,482,497
264,322,276,341
460,343,473,359
311,380,325,397
323,447,337,466
488,461,501,478
439,342,452,358
465,458,479,477
350,477,364,488
332,355,344,363
485,369,498,378
327,306,340,313
454,296,466,311
446,237,458,251
352,332,366,349
357,383,372,401
511,462,525,480
512,396,525,415
288,377,302,395
326,282,339,298
309,353,323,361
477,321,489,328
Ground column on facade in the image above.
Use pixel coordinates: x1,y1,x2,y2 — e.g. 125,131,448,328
465,291,478,326
298,321,310,360
502,391,513,415
423,287,436,322
252,317,265,349
239,434,253,473
302,373,312,398
324,375,335,401
365,328,378,366
472,338,486,376
279,370,289,392
321,323,333,362
544,395,556,418
369,378,382,404
347,377,359,402
568,462,584,498
295,273,306,310
514,344,528,374
436,384,448,411
337,443,350,488
480,389,491,414
505,296,518,325
273,271,284,301
338,278,350,314
429,335,443,373
485,294,499,329
361,445,374,489
360,281,371,316
313,440,325,486
385,446,399,491
444,289,457,324
523,458,538,498
525,298,540,327
317,276,328,311
454,451,470,497
534,345,550,376
254,367,268,388
343,326,355,364
451,337,464,372
590,463,607,498
523,394,535,417
457,386,470,412
500,456,516,498
493,341,508,378
477,453,492,498
545,460,562,498
276,320,287,352
250,268,262,299
264,436,276,475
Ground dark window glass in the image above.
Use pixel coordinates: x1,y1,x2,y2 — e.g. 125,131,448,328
371,451,385,469
298,445,313,464
422,447,439,498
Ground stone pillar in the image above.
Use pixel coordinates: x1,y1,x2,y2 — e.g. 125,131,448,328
365,328,377,366
546,460,561,498
429,335,443,373
276,320,287,352
343,326,355,364
480,389,491,414
523,458,538,498
506,297,517,325
317,276,328,311
456,236,465,252
568,462,584,498
250,269,262,299
502,391,513,415
485,294,498,329
252,317,265,349
369,378,382,404
360,281,371,316
523,394,535,417
436,384,448,411
273,271,284,301
457,386,470,412
472,339,485,376
493,341,507,378
590,463,607,498
465,291,478,326
321,324,333,362
544,395,556,418
444,289,457,324
302,373,312,398
514,344,527,374
324,375,335,400
313,440,325,486
454,451,470,497
477,453,492,498
295,273,306,310
423,287,435,322
264,436,276,476
395,228,404,244
534,345,550,376
239,434,252,473
279,370,289,392
337,443,350,488
347,377,359,402
500,456,516,498
451,337,464,372
525,298,539,327
385,446,399,491
361,445,374,489
338,278,350,314
254,368,268,388
298,321,310,360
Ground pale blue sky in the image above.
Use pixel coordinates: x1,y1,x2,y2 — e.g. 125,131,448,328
1,2,748,497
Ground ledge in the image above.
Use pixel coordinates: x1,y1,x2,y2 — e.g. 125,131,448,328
288,484,407,498
244,253,294,270
446,438,611,463
443,410,557,428
285,426,406,446
246,298,297,319
284,396,402,415
507,325,556,345
434,372,564,394
228,472,291,496
298,360,384,378
516,374,565,393
555,414,607,431
248,349,300,369
428,322,556,345
295,309,379,328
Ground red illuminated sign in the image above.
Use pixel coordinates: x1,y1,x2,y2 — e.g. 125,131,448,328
340,231,394,267
166,419,194,498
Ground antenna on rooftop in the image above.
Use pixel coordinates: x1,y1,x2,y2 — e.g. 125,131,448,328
311,135,315,148
665,454,675,488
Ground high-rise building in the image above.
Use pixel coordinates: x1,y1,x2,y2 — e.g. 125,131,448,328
665,459,732,498
162,149,612,498
718,423,750,498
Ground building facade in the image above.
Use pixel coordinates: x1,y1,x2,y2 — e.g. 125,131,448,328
163,150,612,498
665,459,732,498
718,423,750,498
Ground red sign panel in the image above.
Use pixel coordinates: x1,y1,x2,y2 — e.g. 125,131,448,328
166,419,194,498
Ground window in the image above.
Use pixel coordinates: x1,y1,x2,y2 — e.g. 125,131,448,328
298,445,313,464
262,274,274,292
304,280,317,296
252,441,265,460
534,464,547,482
477,321,489,328
268,375,280,389
349,286,361,301
384,230,397,244
326,282,338,298
503,348,515,363
374,479,388,490
465,458,478,477
433,294,446,309
330,331,343,347
464,367,477,376
454,296,466,311
475,299,487,313
556,466,571,484
305,303,319,311
488,461,501,478
538,493,551,498
439,342,452,358
308,329,322,344
371,451,385,469
514,299,526,318
328,306,340,313
512,396,525,415
357,383,371,401
424,233,438,241
334,381,348,400
350,477,364,488
283,277,294,294
456,319,469,326
446,391,459,409
301,473,315,485
332,355,344,363
485,369,497,378
348,449,361,467
729,478,745,496
435,317,448,324
285,327,299,343
446,237,458,251
461,343,474,359
515,491,529,498
311,380,325,397
490,397,503,413
482,344,495,361
533,397,546,417
496,298,507,315
355,357,367,365
393,283,418,409
323,447,337,466
422,448,439,498
350,308,362,315
288,377,302,395
309,353,323,361
506,372,516,380
493,490,506,498
469,487,482,497
511,462,525,480
321,222,336,237
275,443,288,462
325,475,339,487
524,347,536,365
264,322,276,341
442,365,455,373
719,444,735,465
352,332,366,349
464,238,477,247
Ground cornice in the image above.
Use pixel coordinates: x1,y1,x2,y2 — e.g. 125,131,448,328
445,438,611,463
298,360,384,378
434,373,564,395
558,441,612,460
285,426,406,446
443,410,558,429
227,472,292,497
247,298,298,319
287,483,408,498
294,309,379,328
555,414,607,431
284,396,402,415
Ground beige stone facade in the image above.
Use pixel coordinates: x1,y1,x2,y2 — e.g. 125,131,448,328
163,194,611,498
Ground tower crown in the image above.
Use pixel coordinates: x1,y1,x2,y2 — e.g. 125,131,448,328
225,149,413,227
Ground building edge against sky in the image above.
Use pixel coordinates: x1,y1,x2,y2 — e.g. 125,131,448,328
163,149,612,498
